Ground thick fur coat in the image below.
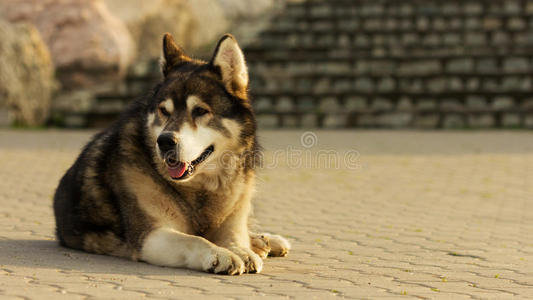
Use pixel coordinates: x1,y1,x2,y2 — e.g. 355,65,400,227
53,33,290,275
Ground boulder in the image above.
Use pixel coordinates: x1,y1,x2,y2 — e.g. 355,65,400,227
0,0,135,90
0,20,56,126
104,0,227,66
104,0,279,69
217,0,277,19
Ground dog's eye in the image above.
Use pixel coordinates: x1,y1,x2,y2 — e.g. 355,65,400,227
192,107,209,118
159,106,170,117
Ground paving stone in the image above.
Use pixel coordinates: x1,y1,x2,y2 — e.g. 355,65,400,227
322,114,347,128
492,97,515,110
344,96,367,111
397,97,413,110
356,114,376,126
376,77,396,92
504,1,521,14
313,78,331,93
376,113,412,127
466,78,481,91
492,31,511,45
4,130,533,298
296,97,315,112
523,98,533,109
527,1,533,14
354,78,374,92
468,114,495,128
466,96,487,108
414,114,440,127
423,33,441,46
501,113,521,127
483,17,502,30
508,17,527,31
300,114,318,128
282,116,299,128
524,114,533,128
441,99,463,110
465,32,486,45
443,33,461,45
465,17,481,30
427,78,447,92
503,57,530,73
276,97,294,112
442,114,465,128
448,77,464,91
476,58,498,73
319,97,341,113
332,79,352,92
417,99,438,110
446,58,474,73
372,98,394,110
253,97,273,112
256,114,278,128
464,3,483,15
501,77,524,91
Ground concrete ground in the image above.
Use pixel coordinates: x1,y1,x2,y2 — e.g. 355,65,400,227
0,129,532,299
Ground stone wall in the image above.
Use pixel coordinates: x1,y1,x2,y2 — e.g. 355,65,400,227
245,0,533,128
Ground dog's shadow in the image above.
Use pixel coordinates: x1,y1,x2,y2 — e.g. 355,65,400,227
0,239,206,277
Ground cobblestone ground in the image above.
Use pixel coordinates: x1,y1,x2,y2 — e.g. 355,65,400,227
0,129,532,299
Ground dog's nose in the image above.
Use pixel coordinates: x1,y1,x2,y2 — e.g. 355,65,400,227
157,133,177,153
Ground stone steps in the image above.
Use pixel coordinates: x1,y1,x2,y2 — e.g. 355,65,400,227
246,48,533,58
75,0,533,128
257,32,532,49
253,110,531,128
242,0,533,128
283,0,527,15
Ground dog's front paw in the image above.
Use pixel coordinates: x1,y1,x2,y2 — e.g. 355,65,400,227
261,233,291,257
250,233,271,259
228,246,263,273
203,246,245,275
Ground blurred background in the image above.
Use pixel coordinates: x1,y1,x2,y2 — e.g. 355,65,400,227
1,0,533,129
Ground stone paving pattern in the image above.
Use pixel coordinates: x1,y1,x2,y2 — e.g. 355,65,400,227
0,129,532,299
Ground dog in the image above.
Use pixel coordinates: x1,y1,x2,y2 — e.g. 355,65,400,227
53,33,290,275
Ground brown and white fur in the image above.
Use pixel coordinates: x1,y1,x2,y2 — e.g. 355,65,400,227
53,33,290,275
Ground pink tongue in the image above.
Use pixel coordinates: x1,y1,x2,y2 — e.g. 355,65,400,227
168,162,188,179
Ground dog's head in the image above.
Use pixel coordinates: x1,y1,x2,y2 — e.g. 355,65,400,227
145,33,257,184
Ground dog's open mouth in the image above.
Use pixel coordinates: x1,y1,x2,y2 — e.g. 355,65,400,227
165,145,214,180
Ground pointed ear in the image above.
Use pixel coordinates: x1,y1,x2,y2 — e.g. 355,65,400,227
210,34,248,99
161,33,191,77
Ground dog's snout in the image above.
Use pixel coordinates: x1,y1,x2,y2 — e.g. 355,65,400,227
157,133,177,153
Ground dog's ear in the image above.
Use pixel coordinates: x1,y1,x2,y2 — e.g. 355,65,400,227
210,34,248,99
161,33,191,77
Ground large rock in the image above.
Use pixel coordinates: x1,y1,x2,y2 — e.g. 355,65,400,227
104,0,279,70
0,0,135,90
104,0,227,66
0,20,56,126
217,0,277,19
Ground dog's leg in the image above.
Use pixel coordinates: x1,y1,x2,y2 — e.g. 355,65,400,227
212,221,264,273
209,202,263,273
141,227,245,275
250,232,291,257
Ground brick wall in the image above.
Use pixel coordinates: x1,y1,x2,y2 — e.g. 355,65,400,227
245,0,533,128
